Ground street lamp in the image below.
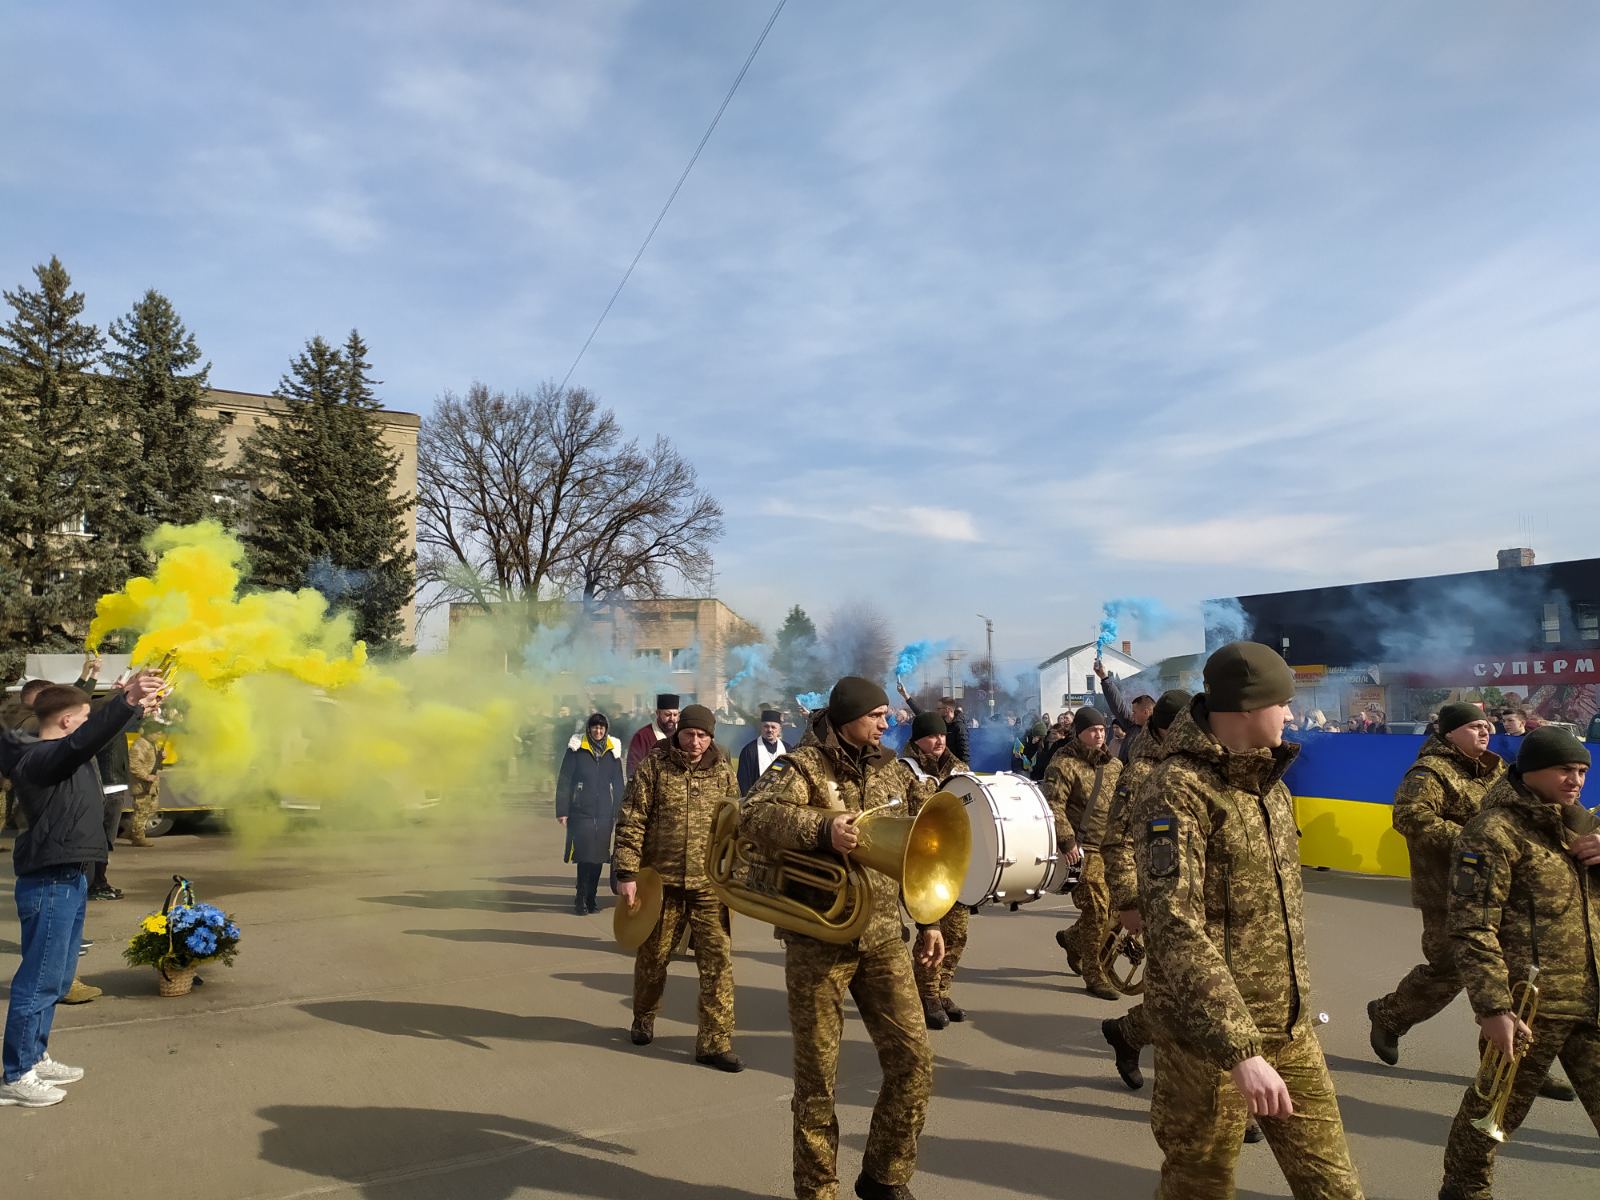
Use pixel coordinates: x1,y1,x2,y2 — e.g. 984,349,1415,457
977,614,995,716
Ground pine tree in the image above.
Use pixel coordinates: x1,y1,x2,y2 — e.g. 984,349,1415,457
103,289,224,572
240,331,414,648
0,256,131,674
773,604,823,699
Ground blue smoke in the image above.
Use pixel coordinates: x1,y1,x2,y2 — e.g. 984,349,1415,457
725,643,769,692
1094,598,1176,657
795,691,828,711
894,639,952,680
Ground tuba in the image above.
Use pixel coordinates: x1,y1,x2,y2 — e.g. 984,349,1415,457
706,792,971,943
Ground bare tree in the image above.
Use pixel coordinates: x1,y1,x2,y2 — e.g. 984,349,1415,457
822,601,895,682
416,382,724,619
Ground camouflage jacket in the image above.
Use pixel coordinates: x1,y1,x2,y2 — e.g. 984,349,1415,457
1448,773,1599,1020
1391,735,1504,910
1132,700,1311,1070
613,740,739,890
892,745,969,817
1104,728,1163,912
128,734,161,797
1044,736,1122,851
741,714,910,949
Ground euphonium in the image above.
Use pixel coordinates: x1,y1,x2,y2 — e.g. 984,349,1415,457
1098,926,1146,995
1470,965,1540,1143
706,792,971,944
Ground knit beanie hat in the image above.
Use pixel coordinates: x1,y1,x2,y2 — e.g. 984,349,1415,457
1437,702,1486,736
1203,642,1296,713
828,676,890,726
1073,706,1108,734
1152,690,1192,733
1517,725,1591,774
678,704,716,736
911,712,947,741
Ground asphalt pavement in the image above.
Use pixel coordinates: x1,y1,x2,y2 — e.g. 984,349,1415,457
0,809,1591,1199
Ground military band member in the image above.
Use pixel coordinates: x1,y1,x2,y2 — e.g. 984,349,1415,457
1132,642,1362,1200
1439,727,1600,1200
1045,706,1123,1000
742,676,942,1200
893,711,971,1030
612,704,743,1072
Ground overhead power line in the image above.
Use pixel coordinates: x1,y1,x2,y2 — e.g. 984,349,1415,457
557,0,789,394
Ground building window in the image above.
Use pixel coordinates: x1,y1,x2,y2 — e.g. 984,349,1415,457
1542,603,1561,644
53,514,88,536
634,649,663,664
1579,604,1600,643
670,647,697,672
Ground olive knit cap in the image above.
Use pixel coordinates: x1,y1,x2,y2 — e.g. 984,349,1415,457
911,712,947,741
1517,725,1591,774
1073,706,1108,733
677,704,716,736
828,676,890,726
1437,702,1487,736
1152,689,1193,733
1203,641,1296,713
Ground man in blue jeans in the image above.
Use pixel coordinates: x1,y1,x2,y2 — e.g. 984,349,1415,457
0,670,162,1108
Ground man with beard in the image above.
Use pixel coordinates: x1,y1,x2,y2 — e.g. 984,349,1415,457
1045,706,1123,1000
894,711,971,1030
627,694,680,777
738,709,788,795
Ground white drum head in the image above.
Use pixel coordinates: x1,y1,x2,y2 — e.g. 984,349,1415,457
942,774,1002,908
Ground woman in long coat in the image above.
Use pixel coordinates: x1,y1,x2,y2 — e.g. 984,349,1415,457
555,713,625,915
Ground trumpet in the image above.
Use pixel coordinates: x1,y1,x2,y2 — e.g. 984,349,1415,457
706,792,971,944
1471,966,1540,1143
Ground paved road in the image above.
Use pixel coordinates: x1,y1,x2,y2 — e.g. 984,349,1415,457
1,811,1591,1199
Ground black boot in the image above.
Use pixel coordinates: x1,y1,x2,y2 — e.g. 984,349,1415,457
1102,1018,1143,1090
1367,999,1399,1066
854,1175,916,1200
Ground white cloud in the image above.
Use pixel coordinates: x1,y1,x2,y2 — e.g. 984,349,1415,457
762,501,979,544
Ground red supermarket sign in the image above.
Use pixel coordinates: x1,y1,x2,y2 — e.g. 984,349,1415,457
1398,652,1600,688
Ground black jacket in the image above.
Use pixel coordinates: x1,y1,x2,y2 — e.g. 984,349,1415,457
10,695,140,876
904,696,970,764
737,735,787,795
555,735,625,864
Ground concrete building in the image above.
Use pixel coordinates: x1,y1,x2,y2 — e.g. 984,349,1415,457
202,387,420,643
1037,640,1145,715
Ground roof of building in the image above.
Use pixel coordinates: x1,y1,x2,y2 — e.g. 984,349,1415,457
204,386,420,427
1037,641,1145,671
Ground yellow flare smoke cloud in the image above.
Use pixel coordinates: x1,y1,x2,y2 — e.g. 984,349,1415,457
87,522,527,848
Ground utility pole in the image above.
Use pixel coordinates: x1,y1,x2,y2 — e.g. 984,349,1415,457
977,614,995,715
944,650,967,703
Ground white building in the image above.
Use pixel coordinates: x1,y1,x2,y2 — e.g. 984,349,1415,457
1037,641,1145,716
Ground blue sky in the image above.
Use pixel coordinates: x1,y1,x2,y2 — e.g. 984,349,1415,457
6,2,1600,675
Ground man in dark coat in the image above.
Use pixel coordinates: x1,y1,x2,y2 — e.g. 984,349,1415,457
736,709,788,795
627,694,680,777
555,713,625,916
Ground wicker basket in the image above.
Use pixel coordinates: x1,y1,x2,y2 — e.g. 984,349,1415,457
157,965,198,997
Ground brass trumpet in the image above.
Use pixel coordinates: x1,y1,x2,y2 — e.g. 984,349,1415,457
1098,926,1146,995
1471,966,1540,1143
706,792,971,944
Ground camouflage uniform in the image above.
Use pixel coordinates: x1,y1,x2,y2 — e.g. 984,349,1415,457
742,715,933,1200
612,740,740,1056
894,744,971,1007
126,732,163,846
1131,701,1363,1200
1440,774,1600,1199
1371,735,1504,1038
1044,736,1122,994
1102,727,1163,1049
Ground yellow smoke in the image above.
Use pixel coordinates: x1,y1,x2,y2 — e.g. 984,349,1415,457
87,522,528,848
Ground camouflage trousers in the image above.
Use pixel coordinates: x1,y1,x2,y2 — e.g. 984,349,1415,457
1063,851,1114,989
1371,905,1459,1038
128,785,159,845
1113,1000,1153,1050
785,934,933,1200
1441,1015,1600,1198
913,904,968,1003
1151,1032,1363,1199
632,885,734,1057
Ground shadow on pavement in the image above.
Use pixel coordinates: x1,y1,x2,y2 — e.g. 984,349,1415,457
405,926,630,955
845,1130,1157,1198
932,1062,1151,1122
256,1104,772,1200
298,999,619,1051
361,888,575,914
483,874,578,889
1326,1051,1471,1088
953,964,1066,993
971,1006,1105,1055
1336,1092,1596,1159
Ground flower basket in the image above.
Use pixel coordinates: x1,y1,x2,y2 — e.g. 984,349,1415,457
125,876,241,997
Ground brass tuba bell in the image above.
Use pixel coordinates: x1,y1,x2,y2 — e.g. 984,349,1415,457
706,791,971,943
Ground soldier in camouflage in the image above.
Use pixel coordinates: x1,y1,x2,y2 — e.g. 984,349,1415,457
1131,642,1363,1200
892,711,971,1031
742,676,942,1200
125,728,164,847
612,704,744,1072
1439,726,1600,1200
1044,705,1122,1000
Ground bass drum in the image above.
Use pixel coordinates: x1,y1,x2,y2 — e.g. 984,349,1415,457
940,772,1059,909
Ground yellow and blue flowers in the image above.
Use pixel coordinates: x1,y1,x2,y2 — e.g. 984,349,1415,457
125,901,242,972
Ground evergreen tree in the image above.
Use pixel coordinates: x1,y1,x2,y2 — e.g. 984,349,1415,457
240,330,414,648
0,257,131,674
103,289,224,571
773,604,823,698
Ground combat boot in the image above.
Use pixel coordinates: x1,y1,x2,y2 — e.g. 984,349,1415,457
1054,929,1082,976
1243,1119,1264,1144
854,1174,915,1200
629,1016,654,1046
1539,1074,1577,1101
939,995,965,1022
694,1050,744,1073
1367,999,1399,1066
921,998,948,1030
62,979,101,1004
1101,1017,1143,1090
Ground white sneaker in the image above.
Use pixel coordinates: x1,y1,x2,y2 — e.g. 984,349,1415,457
33,1055,84,1085
0,1071,67,1107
